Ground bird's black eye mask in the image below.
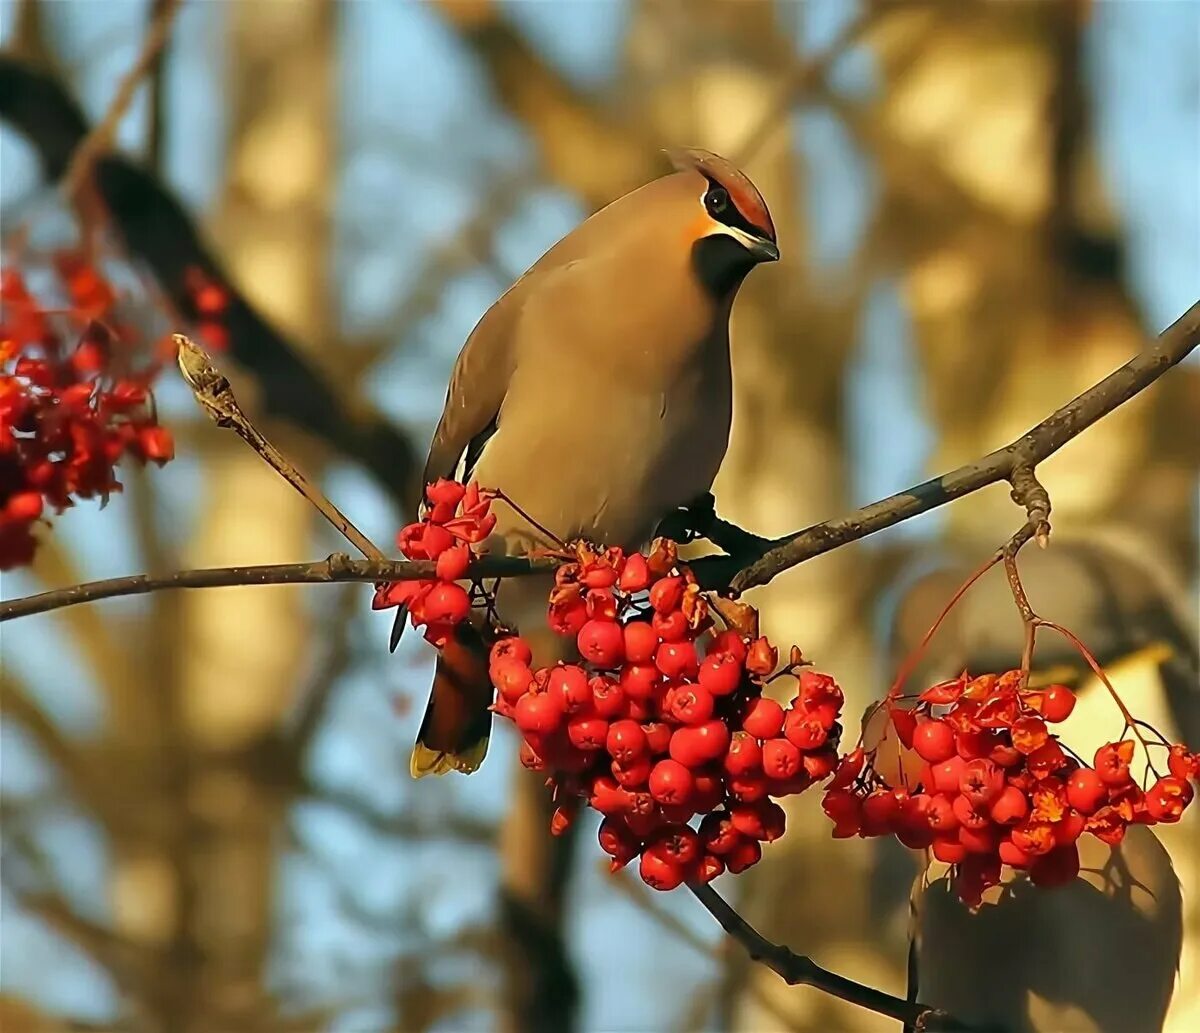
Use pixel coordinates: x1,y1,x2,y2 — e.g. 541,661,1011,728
701,178,774,244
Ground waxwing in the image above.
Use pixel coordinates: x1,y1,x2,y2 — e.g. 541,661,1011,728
410,148,778,776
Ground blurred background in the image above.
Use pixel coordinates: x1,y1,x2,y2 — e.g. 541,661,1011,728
0,1,1197,1031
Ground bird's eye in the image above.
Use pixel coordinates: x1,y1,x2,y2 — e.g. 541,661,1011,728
705,186,730,217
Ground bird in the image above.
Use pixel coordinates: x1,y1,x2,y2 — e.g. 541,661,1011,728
409,148,779,778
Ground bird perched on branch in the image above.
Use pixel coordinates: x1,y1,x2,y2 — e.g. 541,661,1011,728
409,148,779,777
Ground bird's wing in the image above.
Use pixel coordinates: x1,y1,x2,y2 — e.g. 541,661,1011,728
421,280,528,498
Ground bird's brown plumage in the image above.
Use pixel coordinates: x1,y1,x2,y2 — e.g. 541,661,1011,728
413,150,777,776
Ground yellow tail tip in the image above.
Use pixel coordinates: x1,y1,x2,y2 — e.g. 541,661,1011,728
409,738,489,779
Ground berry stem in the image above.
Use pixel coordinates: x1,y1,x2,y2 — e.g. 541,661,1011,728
887,553,1002,699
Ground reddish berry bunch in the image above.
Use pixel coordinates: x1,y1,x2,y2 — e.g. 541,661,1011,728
488,539,845,892
372,478,497,647
822,671,1198,906
180,265,231,352
0,262,174,569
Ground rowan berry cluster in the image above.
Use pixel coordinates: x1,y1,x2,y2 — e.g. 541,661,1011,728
371,478,497,648
822,671,1199,906
0,259,173,569
180,265,230,352
378,479,846,890
493,539,844,891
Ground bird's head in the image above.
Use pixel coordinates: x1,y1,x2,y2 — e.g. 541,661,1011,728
668,147,778,296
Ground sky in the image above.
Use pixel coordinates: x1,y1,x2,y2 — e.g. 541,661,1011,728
1,1,1197,1030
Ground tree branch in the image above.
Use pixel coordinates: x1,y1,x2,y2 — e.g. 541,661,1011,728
728,298,1200,593
688,883,990,1032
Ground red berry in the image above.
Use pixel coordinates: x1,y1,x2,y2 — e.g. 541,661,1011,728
761,738,801,780
623,621,659,664
952,794,989,831
618,553,651,591
913,720,956,764
656,641,698,680
932,835,968,864
725,836,763,873
550,665,591,712
514,692,563,734
639,845,685,891
930,756,967,795
4,491,43,522
926,794,959,834
422,582,471,623
723,732,763,777
612,756,653,789
1066,768,1107,815
491,636,532,667
783,710,828,750
1168,745,1197,780
649,576,685,614
435,544,471,581
959,758,1004,807
690,768,724,811
957,825,996,855
653,610,689,643
1039,684,1077,723
668,684,715,726
730,800,786,842
860,789,901,836
727,772,769,802
620,663,659,701
1094,741,1135,786
651,826,700,866
590,776,631,815
998,837,1033,869
607,720,648,765
801,747,838,781
643,721,672,755
699,811,741,855
493,659,534,703
741,697,785,740
989,785,1030,826
1010,821,1056,857
669,721,730,766
590,676,625,718
598,818,639,865
709,631,748,663
567,715,608,751
695,854,726,884
649,759,696,806
1145,776,1193,823
577,619,624,668
1055,810,1086,845
698,653,742,697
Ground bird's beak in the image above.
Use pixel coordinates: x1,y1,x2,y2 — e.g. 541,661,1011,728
747,236,780,263
714,223,779,263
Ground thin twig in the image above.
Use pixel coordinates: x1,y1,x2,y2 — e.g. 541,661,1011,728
60,0,184,200
687,883,987,1032
176,334,385,561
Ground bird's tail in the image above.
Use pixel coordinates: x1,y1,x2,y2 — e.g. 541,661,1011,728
410,620,494,778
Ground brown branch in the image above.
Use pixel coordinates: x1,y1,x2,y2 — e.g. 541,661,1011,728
0,553,557,623
0,55,419,504
688,883,991,1032
729,298,1200,594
